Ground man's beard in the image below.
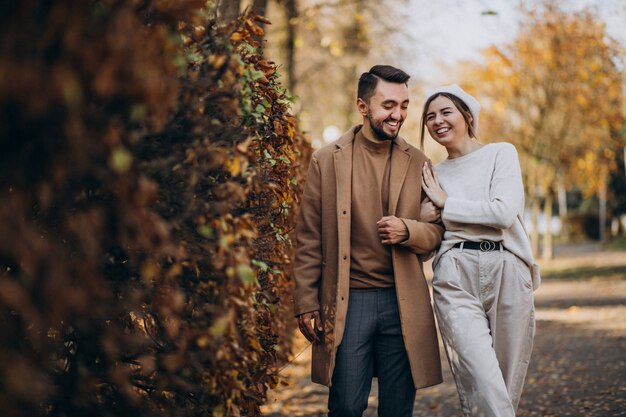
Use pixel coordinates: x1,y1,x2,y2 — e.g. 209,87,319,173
368,110,399,141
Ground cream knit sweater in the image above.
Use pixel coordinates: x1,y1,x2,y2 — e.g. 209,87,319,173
433,142,540,289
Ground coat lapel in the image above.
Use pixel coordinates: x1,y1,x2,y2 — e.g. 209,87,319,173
333,126,357,223
388,137,412,215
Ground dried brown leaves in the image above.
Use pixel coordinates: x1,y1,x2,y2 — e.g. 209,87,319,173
0,2,309,417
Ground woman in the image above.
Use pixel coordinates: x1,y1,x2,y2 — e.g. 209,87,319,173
420,84,540,417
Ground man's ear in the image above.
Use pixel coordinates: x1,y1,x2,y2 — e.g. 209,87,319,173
356,98,368,117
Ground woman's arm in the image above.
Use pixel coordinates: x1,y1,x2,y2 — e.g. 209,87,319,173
423,144,525,229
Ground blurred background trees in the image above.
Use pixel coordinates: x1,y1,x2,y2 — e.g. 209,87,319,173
223,0,412,146
460,1,625,259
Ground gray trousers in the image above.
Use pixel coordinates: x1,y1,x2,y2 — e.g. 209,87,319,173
433,248,535,417
328,287,415,417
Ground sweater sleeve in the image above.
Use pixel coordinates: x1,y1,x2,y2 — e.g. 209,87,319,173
442,143,524,229
293,155,323,316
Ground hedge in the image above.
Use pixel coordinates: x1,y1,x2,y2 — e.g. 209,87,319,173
0,1,310,416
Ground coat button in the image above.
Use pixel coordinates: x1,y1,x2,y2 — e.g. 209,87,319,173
343,255,347,260
342,210,347,215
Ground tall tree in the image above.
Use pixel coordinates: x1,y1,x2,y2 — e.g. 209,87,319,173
282,0,298,92
252,0,269,17
217,0,240,24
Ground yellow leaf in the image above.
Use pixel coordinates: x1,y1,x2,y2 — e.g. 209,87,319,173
226,156,241,176
109,147,133,173
212,405,225,417
249,338,261,351
209,310,233,337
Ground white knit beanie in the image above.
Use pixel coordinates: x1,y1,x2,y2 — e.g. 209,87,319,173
425,84,481,134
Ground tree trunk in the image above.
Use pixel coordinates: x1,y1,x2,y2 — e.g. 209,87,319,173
599,178,607,242
531,194,540,258
557,175,567,235
251,0,269,17
542,189,554,261
217,0,240,25
250,0,269,47
282,0,298,92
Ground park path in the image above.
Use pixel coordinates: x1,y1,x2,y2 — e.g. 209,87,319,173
261,245,626,417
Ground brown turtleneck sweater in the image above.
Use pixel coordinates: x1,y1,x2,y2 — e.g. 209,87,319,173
349,128,395,289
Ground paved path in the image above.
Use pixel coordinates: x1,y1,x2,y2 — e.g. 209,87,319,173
262,248,626,417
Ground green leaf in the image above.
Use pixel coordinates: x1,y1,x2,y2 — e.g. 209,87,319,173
187,51,203,64
62,78,83,107
251,259,269,272
130,104,146,122
236,264,256,284
209,314,231,337
248,69,266,81
197,225,214,239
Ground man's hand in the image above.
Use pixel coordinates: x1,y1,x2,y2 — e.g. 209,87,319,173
420,197,441,223
377,216,409,245
298,310,323,343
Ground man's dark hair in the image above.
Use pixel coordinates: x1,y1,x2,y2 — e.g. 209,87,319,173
357,65,410,104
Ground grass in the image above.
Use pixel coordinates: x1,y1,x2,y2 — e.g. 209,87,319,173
541,264,626,281
604,236,626,251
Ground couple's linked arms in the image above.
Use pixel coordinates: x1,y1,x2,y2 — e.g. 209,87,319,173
375,196,441,246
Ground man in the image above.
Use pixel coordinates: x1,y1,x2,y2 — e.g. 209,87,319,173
293,65,444,417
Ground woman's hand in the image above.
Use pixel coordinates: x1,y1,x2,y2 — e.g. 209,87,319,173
420,197,441,223
422,162,448,209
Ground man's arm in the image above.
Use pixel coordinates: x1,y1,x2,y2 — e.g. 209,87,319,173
376,156,444,257
398,218,444,255
377,211,443,254
293,155,323,316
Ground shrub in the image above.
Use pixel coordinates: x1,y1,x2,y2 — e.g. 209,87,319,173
0,1,309,416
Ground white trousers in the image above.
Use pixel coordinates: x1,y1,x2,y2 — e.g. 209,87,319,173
433,248,535,417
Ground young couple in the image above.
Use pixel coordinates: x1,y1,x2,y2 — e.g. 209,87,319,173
293,65,541,417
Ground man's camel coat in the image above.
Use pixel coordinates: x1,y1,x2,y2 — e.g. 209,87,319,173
293,125,444,389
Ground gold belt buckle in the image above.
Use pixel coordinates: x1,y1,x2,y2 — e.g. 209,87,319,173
479,241,496,252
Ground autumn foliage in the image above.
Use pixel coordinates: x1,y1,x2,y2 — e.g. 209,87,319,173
0,1,310,416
